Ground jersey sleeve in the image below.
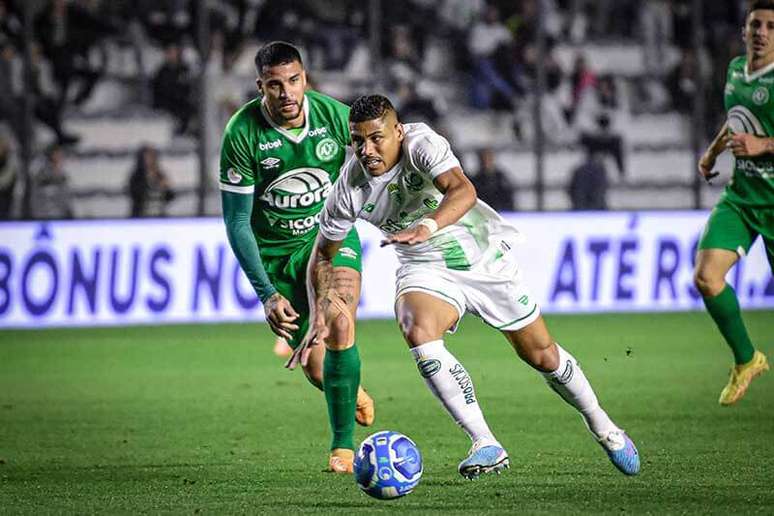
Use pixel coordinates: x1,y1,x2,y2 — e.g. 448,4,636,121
219,115,257,194
411,131,462,179
319,165,358,242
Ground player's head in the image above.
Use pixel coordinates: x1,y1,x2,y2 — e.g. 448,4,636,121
255,41,306,124
349,95,405,176
744,0,774,60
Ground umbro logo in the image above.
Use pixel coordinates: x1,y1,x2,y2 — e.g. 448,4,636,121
260,157,281,169
339,247,358,259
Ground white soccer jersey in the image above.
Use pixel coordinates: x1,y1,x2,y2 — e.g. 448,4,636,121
319,122,523,270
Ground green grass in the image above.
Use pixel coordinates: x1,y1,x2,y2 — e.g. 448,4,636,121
1,311,773,514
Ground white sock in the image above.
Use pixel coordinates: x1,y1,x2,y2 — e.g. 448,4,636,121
410,340,497,445
542,343,619,439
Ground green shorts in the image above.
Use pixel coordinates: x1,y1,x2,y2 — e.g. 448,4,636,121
263,228,362,349
698,196,774,271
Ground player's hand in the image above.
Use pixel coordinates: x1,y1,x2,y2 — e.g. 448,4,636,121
698,152,720,183
263,292,299,340
381,224,432,247
728,133,768,157
302,307,329,366
285,305,327,370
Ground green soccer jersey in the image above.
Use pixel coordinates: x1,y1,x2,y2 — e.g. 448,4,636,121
723,56,774,207
219,90,351,257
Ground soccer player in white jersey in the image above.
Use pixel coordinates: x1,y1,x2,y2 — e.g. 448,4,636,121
297,95,640,478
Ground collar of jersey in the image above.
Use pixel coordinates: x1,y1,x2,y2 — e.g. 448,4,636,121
745,58,774,82
260,95,310,143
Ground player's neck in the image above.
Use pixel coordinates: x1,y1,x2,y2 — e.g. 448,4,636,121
747,50,774,73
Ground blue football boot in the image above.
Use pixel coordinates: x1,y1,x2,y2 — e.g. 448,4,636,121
598,430,640,476
458,441,509,480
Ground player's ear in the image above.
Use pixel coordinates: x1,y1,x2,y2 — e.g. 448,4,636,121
256,78,262,93
395,122,405,142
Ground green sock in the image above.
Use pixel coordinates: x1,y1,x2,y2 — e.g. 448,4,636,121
323,345,360,451
702,284,755,365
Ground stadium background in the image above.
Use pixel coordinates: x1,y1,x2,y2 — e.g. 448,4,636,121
1,0,772,514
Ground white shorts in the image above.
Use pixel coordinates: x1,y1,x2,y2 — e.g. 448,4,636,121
394,252,540,333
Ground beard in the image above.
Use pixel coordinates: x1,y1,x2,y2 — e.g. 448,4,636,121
275,100,302,121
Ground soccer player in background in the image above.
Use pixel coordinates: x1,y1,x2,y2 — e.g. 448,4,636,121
298,95,640,479
219,41,374,473
696,0,772,406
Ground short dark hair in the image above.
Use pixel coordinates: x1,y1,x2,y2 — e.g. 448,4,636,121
254,41,303,73
349,95,399,124
748,0,774,16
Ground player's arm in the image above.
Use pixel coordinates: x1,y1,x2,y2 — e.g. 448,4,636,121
698,122,731,182
285,165,358,369
221,191,299,339
381,166,476,247
285,233,345,369
219,124,298,339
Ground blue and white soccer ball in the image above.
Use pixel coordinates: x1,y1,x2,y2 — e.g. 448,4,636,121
354,430,423,500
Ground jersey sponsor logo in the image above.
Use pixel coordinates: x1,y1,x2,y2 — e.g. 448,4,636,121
422,198,439,210
417,359,441,378
226,168,242,184
308,126,328,137
387,183,404,204
449,363,476,404
752,86,770,106
404,172,424,192
315,137,339,162
259,139,283,151
735,158,774,178
338,246,358,259
260,157,282,170
278,213,323,234
259,167,332,209
759,77,774,84
728,106,766,136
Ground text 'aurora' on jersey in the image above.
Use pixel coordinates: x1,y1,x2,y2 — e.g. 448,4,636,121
259,167,333,235
259,168,333,209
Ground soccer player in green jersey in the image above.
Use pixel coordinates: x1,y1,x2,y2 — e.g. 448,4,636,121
219,41,374,472
696,1,773,406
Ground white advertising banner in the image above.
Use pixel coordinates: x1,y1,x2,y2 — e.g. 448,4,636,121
0,212,771,328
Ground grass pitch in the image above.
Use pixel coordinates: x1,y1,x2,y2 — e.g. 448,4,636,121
1,311,773,514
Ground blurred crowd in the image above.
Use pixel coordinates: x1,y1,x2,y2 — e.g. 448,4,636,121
0,0,753,218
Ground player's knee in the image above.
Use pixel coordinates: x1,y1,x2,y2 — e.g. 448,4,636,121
693,267,723,297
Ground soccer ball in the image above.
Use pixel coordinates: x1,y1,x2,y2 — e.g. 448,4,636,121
354,430,423,500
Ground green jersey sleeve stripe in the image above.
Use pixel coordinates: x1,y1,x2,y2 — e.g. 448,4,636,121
219,183,255,194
